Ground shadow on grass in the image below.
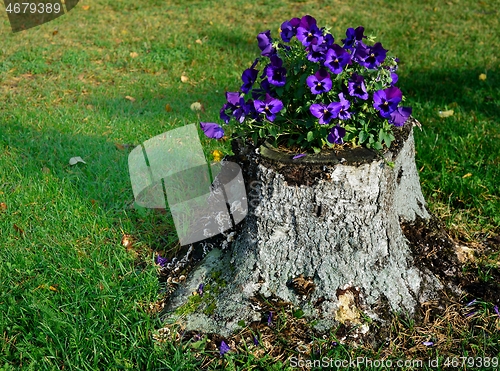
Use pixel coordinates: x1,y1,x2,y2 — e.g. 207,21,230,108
403,67,500,121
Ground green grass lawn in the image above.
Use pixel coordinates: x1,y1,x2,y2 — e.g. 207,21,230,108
0,0,499,369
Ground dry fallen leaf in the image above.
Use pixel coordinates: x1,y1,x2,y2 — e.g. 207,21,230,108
115,143,125,150
49,285,58,292
82,5,90,10
52,29,58,36
130,52,139,58
121,234,135,249
438,109,454,118
190,102,203,111
195,39,203,45
479,73,487,81
69,156,86,166
165,104,172,112
180,75,189,83
462,173,472,178
125,95,136,102
0,202,7,211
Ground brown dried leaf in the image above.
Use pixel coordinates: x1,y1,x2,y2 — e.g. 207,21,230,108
121,234,134,249
115,143,125,150
130,52,139,58
180,75,189,83
0,202,7,211
165,104,172,112
195,39,203,45
82,5,90,10
125,95,136,102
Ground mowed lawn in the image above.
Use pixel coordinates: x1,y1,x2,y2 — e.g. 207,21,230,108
0,0,499,370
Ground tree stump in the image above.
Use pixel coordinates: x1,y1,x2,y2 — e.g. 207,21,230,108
164,120,448,338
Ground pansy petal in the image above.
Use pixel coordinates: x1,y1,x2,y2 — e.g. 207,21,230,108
200,122,224,139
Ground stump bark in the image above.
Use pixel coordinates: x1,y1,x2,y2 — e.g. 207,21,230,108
164,122,446,337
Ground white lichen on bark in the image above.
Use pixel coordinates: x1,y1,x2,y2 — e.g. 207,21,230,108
164,126,443,336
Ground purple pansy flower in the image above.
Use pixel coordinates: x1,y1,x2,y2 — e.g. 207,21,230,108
323,33,335,48
342,26,365,50
219,92,242,123
347,73,368,100
296,23,323,47
254,93,283,122
422,341,434,347
219,341,230,356
293,153,306,159
240,59,259,93
219,105,232,124
327,125,346,144
494,305,499,317
197,283,204,297
267,311,273,325
373,87,402,118
253,336,259,346
307,33,335,63
233,97,258,123
266,56,286,86
306,69,332,94
299,15,317,30
324,44,351,74
391,72,398,85
257,30,275,57
310,103,335,125
389,106,412,127
351,41,369,64
330,93,352,120
200,122,224,139
307,39,327,63
156,254,168,267
359,42,387,69
280,17,300,42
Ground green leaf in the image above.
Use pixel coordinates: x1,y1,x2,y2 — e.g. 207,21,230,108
252,132,258,145
259,128,265,138
307,131,314,142
359,130,369,144
190,338,207,350
294,85,305,99
293,309,304,318
312,146,321,153
237,320,246,327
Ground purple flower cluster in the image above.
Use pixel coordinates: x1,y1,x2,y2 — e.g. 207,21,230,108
200,15,412,151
